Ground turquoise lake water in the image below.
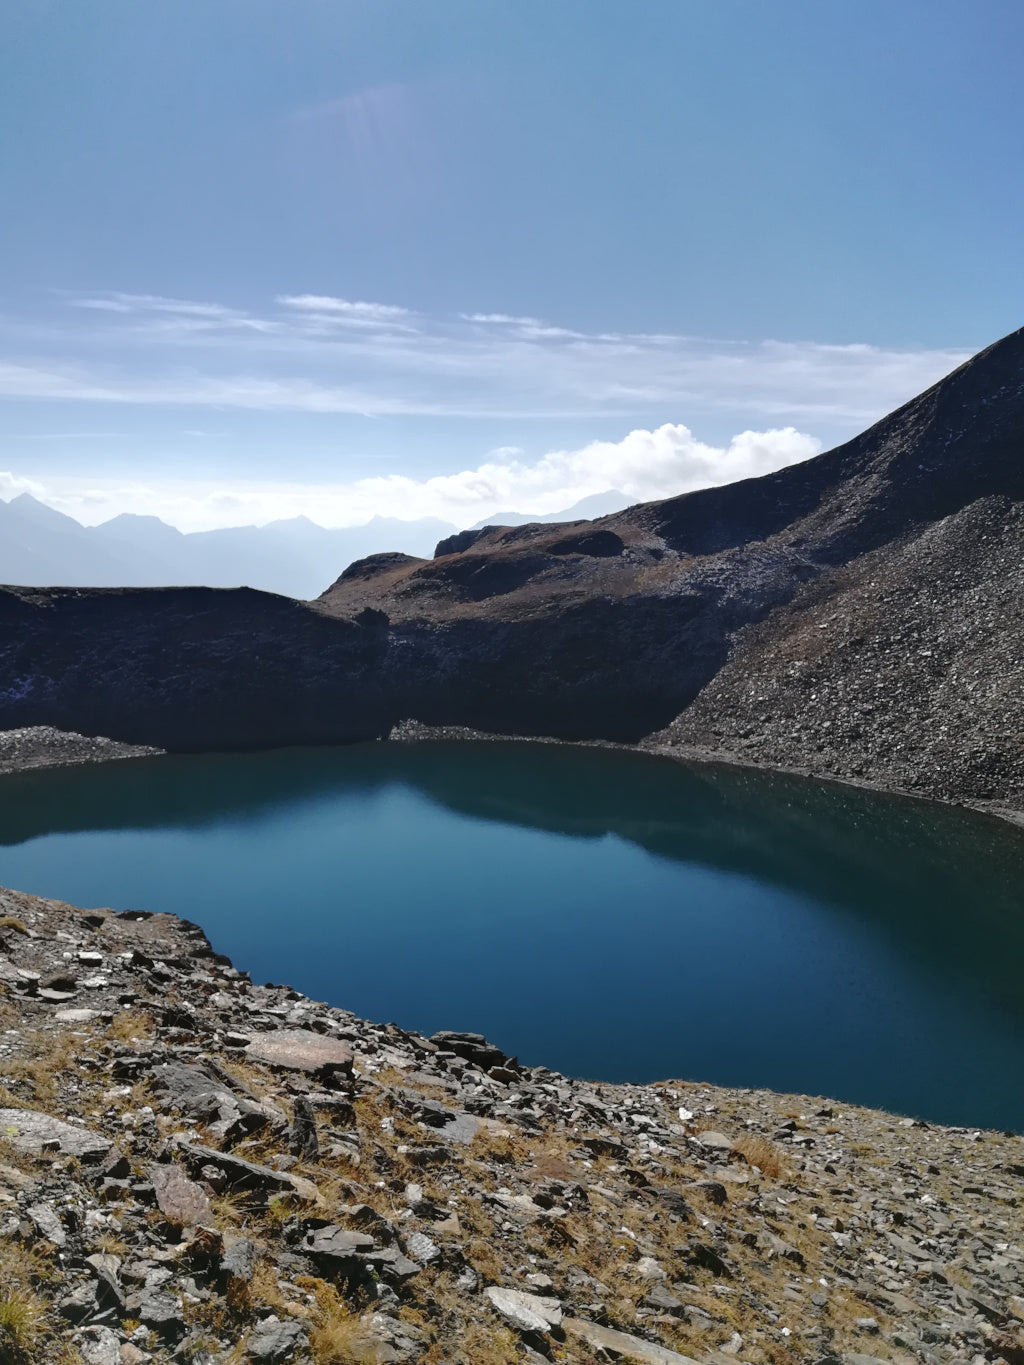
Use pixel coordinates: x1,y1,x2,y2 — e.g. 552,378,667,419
1,741,1022,1130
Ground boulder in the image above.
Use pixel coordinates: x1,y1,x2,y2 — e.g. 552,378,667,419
75,1326,122,1365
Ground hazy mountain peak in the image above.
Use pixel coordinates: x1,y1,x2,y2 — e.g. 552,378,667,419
3,493,86,532
469,489,629,531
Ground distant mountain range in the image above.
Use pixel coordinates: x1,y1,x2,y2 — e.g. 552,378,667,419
0,490,628,598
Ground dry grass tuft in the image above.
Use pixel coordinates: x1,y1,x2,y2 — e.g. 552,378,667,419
299,1279,382,1365
452,1319,519,1365
0,1030,80,1110
209,1190,251,1229
732,1132,788,1179
105,1009,155,1043
464,1236,503,1284
242,1257,293,1315
0,1230,62,1287
0,1285,47,1362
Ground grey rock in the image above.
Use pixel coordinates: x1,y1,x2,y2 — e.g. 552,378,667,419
646,1282,684,1313
221,1235,256,1285
150,1060,269,1143
361,1247,422,1281
137,1286,186,1340
368,1310,432,1363
0,1107,111,1159
688,1179,729,1205
438,1112,480,1145
150,1162,214,1226
172,1139,317,1201
28,1200,66,1246
405,1231,441,1265
59,1280,102,1323
85,1253,126,1315
485,1286,563,1333
289,1093,319,1160
563,1317,699,1364
695,1130,733,1153
245,1316,309,1362
302,1224,375,1260
76,1325,123,1365
430,1031,508,1070
456,1265,479,1292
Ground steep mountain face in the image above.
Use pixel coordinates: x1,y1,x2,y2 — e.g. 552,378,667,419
1,327,1022,808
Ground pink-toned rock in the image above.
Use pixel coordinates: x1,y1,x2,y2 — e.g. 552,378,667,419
245,1029,353,1078
151,1163,213,1227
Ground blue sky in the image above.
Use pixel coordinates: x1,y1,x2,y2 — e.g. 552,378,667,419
1,0,1021,529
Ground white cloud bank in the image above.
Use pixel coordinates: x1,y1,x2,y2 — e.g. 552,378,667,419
0,423,820,531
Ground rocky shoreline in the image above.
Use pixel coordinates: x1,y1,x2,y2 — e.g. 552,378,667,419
0,862,1021,1364
0,727,163,777
386,723,1024,831
5,721,1024,834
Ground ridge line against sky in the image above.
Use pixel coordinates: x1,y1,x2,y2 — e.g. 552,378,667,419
0,290,973,530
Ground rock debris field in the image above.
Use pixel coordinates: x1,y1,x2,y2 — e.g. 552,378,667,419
0,883,1020,1365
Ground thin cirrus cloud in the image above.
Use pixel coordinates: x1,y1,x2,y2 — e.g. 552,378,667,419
278,295,411,320
0,291,973,425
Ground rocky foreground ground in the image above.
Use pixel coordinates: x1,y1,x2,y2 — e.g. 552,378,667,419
0,884,1020,1365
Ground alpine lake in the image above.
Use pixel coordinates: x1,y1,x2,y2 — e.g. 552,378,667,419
1,740,1022,1131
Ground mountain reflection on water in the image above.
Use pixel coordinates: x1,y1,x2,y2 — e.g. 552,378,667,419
1,741,1022,1129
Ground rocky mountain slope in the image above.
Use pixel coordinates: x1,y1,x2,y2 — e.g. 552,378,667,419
1,327,1023,810
1,880,1021,1365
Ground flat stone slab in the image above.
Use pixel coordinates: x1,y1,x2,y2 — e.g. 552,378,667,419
486,1287,563,1333
563,1317,699,1364
0,1108,111,1160
245,1029,353,1076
